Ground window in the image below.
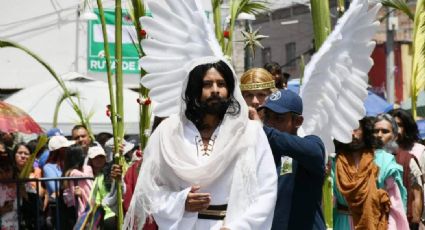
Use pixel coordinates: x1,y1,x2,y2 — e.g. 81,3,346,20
285,42,296,67
262,47,272,66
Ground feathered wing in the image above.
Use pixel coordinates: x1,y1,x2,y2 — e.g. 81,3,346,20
139,0,224,117
300,0,381,154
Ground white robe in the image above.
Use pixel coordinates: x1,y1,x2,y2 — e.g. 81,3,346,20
151,120,277,230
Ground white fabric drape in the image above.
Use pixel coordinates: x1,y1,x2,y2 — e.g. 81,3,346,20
123,58,277,229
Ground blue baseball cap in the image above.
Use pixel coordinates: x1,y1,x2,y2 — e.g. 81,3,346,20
259,89,303,115
46,128,63,138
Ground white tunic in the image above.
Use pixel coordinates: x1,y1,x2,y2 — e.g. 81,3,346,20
151,121,277,230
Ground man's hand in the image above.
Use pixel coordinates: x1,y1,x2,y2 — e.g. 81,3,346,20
411,185,423,223
110,164,123,180
112,143,126,155
185,185,211,212
248,107,261,121
220,227,230,230
74,186,82,197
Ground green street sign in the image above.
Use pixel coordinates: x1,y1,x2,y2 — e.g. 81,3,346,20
88,9,140,74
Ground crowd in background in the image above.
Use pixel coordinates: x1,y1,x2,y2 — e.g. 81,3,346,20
2,61,425,230
0,124,143,230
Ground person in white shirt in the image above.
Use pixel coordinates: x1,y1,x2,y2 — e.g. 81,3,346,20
124,59,277,230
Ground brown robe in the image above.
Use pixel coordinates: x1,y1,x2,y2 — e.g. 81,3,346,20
336,150,391,229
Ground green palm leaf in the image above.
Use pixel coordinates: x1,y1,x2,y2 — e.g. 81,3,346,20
411,0,425,119
212,0,268,55
310,0,331,50
53,91,79,127
0,40,92,137
19,135,48,179
240,1,268,15
381,0,414,20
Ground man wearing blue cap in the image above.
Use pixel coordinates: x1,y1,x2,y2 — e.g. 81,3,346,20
38,128,64,169
253,89,326,230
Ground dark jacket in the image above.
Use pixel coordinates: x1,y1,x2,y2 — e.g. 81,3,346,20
264,126,326,230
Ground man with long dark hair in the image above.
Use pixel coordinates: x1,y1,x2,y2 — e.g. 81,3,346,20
388,109,425,229
390,109,425,176
125,59,277,230
184,61,240,136
373,113,423,229
333,117,409,229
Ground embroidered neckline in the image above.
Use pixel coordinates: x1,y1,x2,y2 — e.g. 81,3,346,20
195,135,217,156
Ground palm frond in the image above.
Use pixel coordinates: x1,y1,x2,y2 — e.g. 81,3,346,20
422,19,425,54
126,1,136,25
20,135,48,179
0,40,92,135
85,106,96,123
410,0,425,119
53,91,79,127
212,0,222,9
239,1,268,15
128,30,143,57
224,0,270,56
381,0,414,20
299,55,305,86
213,0,225,50
310,0,331,50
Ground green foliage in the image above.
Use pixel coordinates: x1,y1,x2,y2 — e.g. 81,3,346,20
212,0,268,57
127,0,151,150
381,0,414,20
19,135,48,179
411,0,425,118
54,91,79,128
0,40,93,138
310,0,331,50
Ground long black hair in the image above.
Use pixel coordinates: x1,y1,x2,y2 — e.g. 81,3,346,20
389,108,419,149
62,145,85,176
334,116,380,153
184,61,240,130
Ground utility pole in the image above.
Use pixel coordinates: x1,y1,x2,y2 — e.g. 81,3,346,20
386,8,396,104
244,20,253,71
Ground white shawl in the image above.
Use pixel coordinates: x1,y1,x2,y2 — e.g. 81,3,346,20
124,58,264,229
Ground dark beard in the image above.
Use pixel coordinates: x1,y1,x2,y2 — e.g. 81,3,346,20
348,139,365,151
336,138,365,152
199,95,230,116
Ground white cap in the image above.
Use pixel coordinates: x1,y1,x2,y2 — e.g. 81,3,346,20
88,146,106,159
104,138,135,162
48,136,75,151
104,138,135,155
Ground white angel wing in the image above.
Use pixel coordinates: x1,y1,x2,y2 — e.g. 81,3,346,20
139,0,224,117
300,0,381,154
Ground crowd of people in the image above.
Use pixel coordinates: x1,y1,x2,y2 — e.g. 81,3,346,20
1,60,425,230
0,124,142,229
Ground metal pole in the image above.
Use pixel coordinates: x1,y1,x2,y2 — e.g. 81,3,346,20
386,8,396,104
75,8,80,72
244,20,253,71
55,181,60,230
16,181,21,230
36,181,40,230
